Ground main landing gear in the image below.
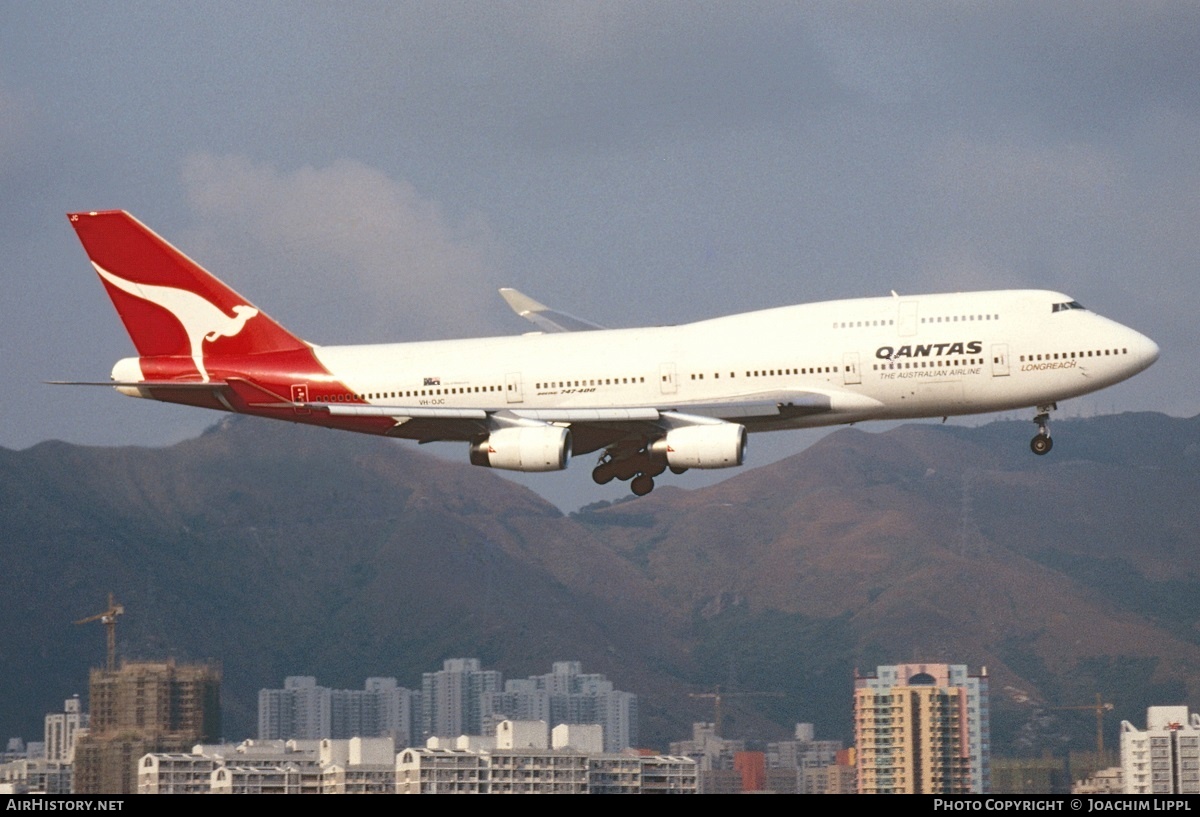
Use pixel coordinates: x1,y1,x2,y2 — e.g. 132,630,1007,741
592,449,688,496
631,474,655,496
1030,403,1056,455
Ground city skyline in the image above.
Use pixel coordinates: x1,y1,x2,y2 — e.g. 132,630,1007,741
9,651,1200,793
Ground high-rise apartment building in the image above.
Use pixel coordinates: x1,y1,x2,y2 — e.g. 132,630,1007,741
670,722,745,774
44,696,88,763
1121,706,1200,794
258,677,413,745
259,676,330,740
766,722,846,794
483,661,637,752
854,663,989,794
421,659,502,741
331,678,412,746
73,660,221,794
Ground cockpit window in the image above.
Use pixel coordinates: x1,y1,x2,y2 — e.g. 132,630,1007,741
1052,301,1086,313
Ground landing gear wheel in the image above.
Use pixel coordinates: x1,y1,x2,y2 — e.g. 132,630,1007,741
592,464,616,485
1029,404,1056,456
1030,434,1053,455
630,474,655,496
669,466,689,475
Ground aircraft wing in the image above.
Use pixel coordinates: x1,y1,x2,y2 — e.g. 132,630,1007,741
290,388,849,448
499,288,606,333
298,401,807,424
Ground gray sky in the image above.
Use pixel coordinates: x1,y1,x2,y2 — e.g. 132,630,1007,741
3,2,1196,508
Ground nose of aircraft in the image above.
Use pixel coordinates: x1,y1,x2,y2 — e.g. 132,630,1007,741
1129,328,1160,372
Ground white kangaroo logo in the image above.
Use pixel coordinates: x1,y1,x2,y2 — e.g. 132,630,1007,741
93,263,259,382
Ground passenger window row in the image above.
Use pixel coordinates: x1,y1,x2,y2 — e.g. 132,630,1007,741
324,384,509,402
535,377,646,389
688,366,837,381
833,313,1001,329
920,314,999,323
1020,348,1127,362
834,319,895,329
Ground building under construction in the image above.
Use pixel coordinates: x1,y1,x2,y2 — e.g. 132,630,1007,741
73,660,221,794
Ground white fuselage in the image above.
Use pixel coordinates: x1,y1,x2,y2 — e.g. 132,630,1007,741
310,289,1158,431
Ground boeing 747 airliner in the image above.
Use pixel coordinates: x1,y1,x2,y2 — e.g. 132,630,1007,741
62,210,1159,496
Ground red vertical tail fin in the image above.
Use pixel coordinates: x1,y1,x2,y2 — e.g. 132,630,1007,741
68,211,308,381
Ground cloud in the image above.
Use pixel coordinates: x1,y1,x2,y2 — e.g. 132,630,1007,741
180,154,505,344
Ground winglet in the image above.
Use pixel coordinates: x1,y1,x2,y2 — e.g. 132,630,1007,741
499,288,605,333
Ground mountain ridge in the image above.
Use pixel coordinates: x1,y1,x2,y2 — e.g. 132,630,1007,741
2,411,1197,753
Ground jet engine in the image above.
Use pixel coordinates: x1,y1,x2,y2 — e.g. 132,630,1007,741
469,425,572,472
649,423,746,469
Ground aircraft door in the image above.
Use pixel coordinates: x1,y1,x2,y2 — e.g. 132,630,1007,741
505,372,524,403
843,352,861,385
991,344,1010,377
290,383,310,415
659,363,677,395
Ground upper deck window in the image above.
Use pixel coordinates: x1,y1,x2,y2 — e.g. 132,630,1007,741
1052,301,1086,313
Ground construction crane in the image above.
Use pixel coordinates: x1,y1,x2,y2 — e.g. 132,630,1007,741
1050,693,1115,755
75,593,124,671
688,685,784,738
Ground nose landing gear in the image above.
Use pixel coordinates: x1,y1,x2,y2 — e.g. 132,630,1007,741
1030,403,1056,455
1030,432,1053,455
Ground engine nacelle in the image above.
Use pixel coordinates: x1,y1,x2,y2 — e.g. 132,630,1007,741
649,423,746,469
469,425,572,472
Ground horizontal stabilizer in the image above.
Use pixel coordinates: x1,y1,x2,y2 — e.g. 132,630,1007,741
46,380,230,390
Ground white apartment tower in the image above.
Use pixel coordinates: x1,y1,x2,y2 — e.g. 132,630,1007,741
483,661,638,752
259,677,413,745
44,696,88,762
259,677,330,740
1121,706,1200,794
330,678,413,746
421,659,502,741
